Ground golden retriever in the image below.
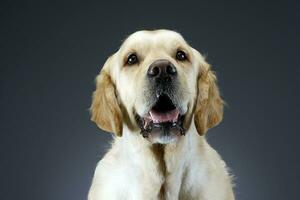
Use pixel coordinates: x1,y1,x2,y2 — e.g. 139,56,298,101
88,29,234,200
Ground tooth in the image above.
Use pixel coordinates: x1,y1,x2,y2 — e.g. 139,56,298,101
180,127,185,136
156,90,161,98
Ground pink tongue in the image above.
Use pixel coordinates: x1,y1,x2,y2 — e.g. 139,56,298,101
149,109,179,123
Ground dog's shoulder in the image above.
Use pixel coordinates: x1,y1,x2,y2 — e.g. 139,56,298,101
182,140,235,199
88,148,134,199
88,141,164,200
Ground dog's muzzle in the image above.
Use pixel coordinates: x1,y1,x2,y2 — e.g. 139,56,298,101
136,59,186,141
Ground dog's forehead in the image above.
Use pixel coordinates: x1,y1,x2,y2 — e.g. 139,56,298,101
120,30,187,49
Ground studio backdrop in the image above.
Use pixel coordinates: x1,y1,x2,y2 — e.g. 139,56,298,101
0,1,299,200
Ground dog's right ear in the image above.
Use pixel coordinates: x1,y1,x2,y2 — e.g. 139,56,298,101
90,57,123,136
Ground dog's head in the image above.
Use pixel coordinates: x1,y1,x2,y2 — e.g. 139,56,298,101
91,30,223,144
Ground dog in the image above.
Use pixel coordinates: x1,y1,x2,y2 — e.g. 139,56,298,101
88,29,234,200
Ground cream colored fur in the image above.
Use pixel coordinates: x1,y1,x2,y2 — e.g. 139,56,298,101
88,30,235,200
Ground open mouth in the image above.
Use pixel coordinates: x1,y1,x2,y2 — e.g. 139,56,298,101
136,94,185,138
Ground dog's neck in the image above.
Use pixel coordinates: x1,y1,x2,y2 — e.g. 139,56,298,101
115,123,205,199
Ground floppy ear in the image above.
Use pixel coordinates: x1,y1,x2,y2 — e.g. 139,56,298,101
194,65,224,136
90,59,123,136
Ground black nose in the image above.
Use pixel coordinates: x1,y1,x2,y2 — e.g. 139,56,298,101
147,59,177,79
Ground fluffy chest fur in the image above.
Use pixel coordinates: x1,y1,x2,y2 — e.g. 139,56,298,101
88,125,234,200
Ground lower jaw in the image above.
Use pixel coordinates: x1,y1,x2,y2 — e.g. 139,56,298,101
148,133,180,144
136,115,186,144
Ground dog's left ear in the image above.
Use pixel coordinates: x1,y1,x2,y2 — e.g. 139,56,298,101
194,63,224,136
90,57,123,136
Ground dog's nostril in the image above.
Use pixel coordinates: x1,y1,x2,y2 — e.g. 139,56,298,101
148,66,160,77
166,65,177,75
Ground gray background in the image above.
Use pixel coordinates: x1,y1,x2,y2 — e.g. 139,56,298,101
1,0,299,199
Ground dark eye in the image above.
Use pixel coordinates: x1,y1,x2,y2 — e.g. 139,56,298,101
126,53,138,65
176,50,187,61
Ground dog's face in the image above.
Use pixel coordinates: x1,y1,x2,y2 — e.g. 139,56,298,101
91,30,224,144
